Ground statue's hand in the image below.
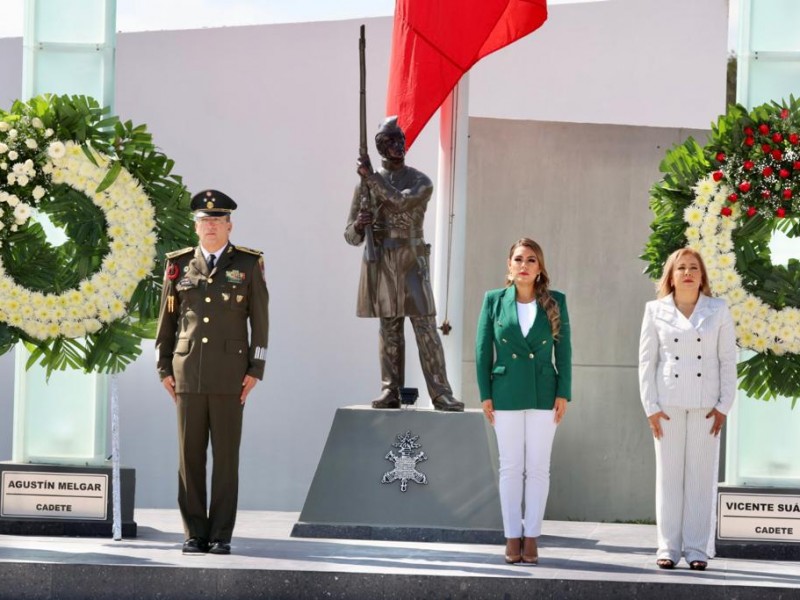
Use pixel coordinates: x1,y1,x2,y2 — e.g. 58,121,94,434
354,209,374,233
357,154,374,178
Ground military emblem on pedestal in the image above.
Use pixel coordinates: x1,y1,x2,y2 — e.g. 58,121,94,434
381,431,428,492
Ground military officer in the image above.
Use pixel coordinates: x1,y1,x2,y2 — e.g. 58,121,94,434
345,117,463,411
156,189,269,555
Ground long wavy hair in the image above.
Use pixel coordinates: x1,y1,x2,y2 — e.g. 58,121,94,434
656,247,712,299
506,238,561,339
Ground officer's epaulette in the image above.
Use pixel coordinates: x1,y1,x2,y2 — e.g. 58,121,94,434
166,247,194,259
234,245,263,256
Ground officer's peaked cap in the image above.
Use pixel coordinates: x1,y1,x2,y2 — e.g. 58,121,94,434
191,189,237,218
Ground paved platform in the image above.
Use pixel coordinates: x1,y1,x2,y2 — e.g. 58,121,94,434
0,509,798,599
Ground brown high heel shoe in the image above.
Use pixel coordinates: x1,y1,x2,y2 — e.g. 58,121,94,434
504,537,522,564
521,537,538,564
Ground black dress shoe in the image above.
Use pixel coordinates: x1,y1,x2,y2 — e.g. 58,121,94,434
432,394,464,412
182,538,208,554
371,390,400,409
208,541,231,555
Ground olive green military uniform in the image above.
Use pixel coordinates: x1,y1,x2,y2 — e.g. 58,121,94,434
156,243,269,544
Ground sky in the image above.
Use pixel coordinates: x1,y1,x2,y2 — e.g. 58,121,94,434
0,0,396,38
0,0,611,39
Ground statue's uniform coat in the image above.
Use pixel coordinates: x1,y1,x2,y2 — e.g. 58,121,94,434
345,165,436,317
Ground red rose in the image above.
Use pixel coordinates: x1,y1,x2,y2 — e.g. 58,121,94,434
713,171,724,181
783,189,793,199
721,206,733,216
743,160,755,170
762,166,774,177
780,168,791,178
728,193,738,203
745,137,755,147
761,144,772,153
772,133,784,143
772,149,783,160
790,133,799,145
759,123,770,135
794,161,800,170
744,127,754,136
781,109,790,119
777,207,787,218
747,206,757,217
761,190,771,199
716,152,726,162
738,181,751,192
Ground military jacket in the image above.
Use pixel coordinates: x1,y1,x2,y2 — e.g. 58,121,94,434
155,243,269,395
344,164,436,318
475,287,572,410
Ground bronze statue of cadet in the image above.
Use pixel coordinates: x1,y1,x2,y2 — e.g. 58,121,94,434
155,189,269,555
345,116,464,411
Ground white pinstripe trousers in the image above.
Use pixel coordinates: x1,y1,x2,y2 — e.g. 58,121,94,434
654,407,719,564
494,409,558,538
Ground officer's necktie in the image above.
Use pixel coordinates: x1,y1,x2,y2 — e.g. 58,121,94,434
207,253,216,272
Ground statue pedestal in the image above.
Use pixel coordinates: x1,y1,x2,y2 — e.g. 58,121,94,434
0,463,137,537
291,405,503,544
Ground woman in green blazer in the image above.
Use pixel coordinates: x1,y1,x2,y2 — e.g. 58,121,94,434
475,238,572,564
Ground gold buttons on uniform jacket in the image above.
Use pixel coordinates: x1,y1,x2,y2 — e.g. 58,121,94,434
529,353,534,358
203,317,209,323
542,340,546,345
202,337,208,343
512,353,517,359
205,297,211,303
208,278,213,284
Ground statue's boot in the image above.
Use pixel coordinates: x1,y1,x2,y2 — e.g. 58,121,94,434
372,388,400,409
432,393,464,412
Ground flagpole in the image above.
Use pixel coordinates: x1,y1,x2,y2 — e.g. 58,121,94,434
432,75,470,403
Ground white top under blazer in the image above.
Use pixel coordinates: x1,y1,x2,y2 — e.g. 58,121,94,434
638,293,737,417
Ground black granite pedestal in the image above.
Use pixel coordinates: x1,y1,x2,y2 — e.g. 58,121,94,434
0,462,137,537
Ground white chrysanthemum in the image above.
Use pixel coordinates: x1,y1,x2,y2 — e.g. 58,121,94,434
752,336,769,352
24,139,37,150
31,117,44,129
0,121,8,132
32,186,45,201
684,206,704,226
751,319,767,335
717,253,735,269
695,177,716,196
694,194,710,208
13,203,31,224
47,141,66,159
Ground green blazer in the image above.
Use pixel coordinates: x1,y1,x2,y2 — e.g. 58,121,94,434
475,286,572,410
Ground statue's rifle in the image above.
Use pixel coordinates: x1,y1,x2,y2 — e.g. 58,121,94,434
359,24,377,263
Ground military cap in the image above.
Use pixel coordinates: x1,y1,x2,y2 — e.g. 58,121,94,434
376,116,404,140
191,189,237,218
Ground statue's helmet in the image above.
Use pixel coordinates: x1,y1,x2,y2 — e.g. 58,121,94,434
375,116,406,157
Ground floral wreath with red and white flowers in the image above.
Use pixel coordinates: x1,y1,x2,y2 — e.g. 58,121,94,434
643,97,800,405
0,95,194,374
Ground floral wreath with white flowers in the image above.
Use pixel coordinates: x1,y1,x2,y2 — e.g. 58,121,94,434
643,97,800,405
0,95,194,374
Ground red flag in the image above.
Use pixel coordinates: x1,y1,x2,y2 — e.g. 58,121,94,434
387,0,548,149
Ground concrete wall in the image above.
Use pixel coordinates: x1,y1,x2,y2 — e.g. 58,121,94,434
463,117,708,520
0,0,728,518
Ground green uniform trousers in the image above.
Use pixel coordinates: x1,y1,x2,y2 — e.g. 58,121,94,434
176,393,243,543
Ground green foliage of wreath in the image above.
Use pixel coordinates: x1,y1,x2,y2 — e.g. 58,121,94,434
0,95,195,374
642,97,800,405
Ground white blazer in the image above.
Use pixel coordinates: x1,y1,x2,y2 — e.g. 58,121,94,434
638,294,737,417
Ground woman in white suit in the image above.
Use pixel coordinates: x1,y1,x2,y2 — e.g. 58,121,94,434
638,247,737,571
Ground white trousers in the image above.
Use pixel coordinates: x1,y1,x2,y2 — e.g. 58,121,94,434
654,407,720,564
494,409,558,538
